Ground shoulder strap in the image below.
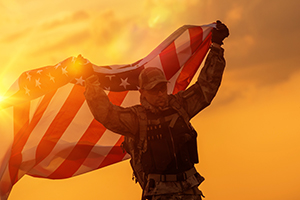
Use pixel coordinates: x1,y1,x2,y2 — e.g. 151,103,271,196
130,105,148,153
169,95,192,129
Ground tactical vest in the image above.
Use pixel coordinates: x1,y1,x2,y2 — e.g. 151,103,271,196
122,96,198,189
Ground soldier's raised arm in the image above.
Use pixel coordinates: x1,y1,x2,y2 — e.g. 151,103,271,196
175,20,229,119
84,75,138,138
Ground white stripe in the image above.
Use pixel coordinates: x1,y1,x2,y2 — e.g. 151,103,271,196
168,67,184,93
28,101,94,177
122,153,131,160
21,84,75,168
144,55,164,76
72,165,93,176
56,101,94,143
29,96,44,123
3,79,19,99
174,29,192,67
119,90,140,107
202,25,215,41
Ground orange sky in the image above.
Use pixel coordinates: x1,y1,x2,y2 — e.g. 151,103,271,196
1,0,300,200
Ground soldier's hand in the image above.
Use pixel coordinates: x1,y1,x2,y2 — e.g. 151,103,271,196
211,20,229,45
84,75,101,100
76,54,89,65
86,75,100,86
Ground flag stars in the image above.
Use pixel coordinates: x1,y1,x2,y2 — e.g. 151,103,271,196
37,70,43,75
54,63,61,69
24,85,30,96
62,66,68,76
75,76,85,85
83,59,90,65
119,77,130,89
26,72,32,81
105,75,115,81
35,78,42,88
104,86,111,91
47,73,55,83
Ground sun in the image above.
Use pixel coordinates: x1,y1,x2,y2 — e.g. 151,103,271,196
0,95,5,104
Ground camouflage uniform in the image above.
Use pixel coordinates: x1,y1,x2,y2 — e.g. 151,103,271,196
84,46,226,199
151,193,203,200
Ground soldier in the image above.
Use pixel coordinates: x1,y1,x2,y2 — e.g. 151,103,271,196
84,21,229,200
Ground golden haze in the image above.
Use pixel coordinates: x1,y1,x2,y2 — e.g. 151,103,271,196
0,0,300,200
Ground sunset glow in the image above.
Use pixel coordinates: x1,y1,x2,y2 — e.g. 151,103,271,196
1,0,300,200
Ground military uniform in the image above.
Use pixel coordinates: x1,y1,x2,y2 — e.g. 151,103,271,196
84,46,226,200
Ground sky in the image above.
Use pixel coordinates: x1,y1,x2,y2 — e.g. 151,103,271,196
0,0,300,199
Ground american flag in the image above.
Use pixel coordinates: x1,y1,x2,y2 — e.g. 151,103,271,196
0,23,214,200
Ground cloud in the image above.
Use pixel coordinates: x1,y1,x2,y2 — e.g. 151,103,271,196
29,30,90,56
7,0,298,90
1,28,31,43
225,4,243,25
209,56,300,110
90,10,127,46
41,10,90,31
214,0,300,88
1,10,90,44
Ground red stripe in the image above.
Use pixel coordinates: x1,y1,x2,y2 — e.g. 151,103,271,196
13,102,30,137
46,90,129,178
108,91,129,105
189,27,203,54
9,90,56,184
35,85,85,165
160,42,181,80
98,135,126,168
6,102,30,189
173,31,212,94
